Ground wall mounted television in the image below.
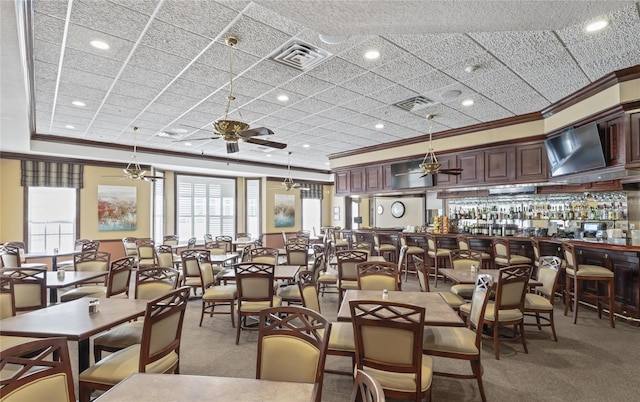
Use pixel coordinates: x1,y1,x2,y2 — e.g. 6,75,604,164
390,159,434,190
544,122,607,177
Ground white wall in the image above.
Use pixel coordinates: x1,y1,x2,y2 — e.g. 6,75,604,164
374,197,424,229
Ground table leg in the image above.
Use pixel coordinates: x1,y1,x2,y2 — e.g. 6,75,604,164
52,255,58,271
78,338,90,372
49,288,58,304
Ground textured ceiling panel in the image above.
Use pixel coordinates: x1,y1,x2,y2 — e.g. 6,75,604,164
155,0,237,39
71,0,149,41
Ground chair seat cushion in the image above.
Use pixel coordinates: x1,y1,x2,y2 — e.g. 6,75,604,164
524,294,553,311
482,303,523,322
339,279,358,290
510,255,532,264
79,344,178,386
423,326,478,355
327,322,355,352
0,335,40,352
567,265,613,277
184,278,201,287
93,321,144,349
318,271,337,282
203,285,237,301
361,355,433,393
438,292,465,308
450,284,475,298
60,286,106,302
378,244,396,252
406,246,424,255
428,249,451,258
335,240,349,247
276,285,300,299
239,297,282,312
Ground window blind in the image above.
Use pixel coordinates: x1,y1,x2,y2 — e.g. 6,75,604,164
21,160,84,188
300,183,323,199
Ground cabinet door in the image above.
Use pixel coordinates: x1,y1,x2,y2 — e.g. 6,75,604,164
435,154,457,186
610,254,639,312
382,164,393,190
603,116,625,166
365,166,382,192
630,112,640,165
485,146,515,183
335,171,349,194
457,151,484,185
350,168,365,193
516,143,548,181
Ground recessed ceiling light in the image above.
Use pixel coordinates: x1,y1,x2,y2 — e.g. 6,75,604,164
277,94,289,102
441,89,462,100
65,125,75,129
318,34,349,45
172,128,188,133
184,142,192,147
90,40,110,50
364,50,380,60
266,154,272,157
464,65,478,73
302,144,310,148
585,19,609,32
461,98,474,107
72,100,86,107
325,162,330,166
375,123,385,129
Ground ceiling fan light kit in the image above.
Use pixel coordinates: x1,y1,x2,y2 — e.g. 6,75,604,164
104,127,163,182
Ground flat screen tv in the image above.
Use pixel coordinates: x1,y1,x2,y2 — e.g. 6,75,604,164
390,159,434,190
544,122,606,177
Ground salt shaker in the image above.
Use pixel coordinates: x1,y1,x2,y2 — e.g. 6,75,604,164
88,299,100,314
382,289,389,300
57,267,66,280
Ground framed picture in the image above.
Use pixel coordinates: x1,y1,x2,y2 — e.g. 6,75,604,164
274,194,295,227
98,185,137,231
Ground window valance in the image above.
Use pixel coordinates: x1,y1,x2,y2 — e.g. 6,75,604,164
20,160,84,188
300,183,323,199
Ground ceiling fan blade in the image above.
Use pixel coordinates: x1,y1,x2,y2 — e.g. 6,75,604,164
227,142,240,153
172,136,218,142
239,127,274,138
439,168,463,175
245,137,287,149
298,187,310,191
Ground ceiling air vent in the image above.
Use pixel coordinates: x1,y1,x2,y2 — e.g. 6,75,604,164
269,39,332,72
393,96,436,112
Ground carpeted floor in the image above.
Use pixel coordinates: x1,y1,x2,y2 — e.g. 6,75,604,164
73,275,639,401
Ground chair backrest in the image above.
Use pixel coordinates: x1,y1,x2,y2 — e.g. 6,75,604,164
349,300,425,399
240,244,253,262
562,242,580,273
136,239,157,266
467,274,494,347
250,247,279,265
135,267,180,300
0,268,46,312
197,251,216,290
351,369,386,402
336,250,368,283
493,238,511,260
0,245,23,268
494,265,532,314
234,263,276,303
456,235,470,250
73,251,110,277
352,241,373,255
310,253,325,283
531,238,541,262
138,287,190,373
356,261,399,291
413,256,430,292
298,270,321,314
180,249,205,278
0,337,75,402
0,276,16,318
536,256,561,300
426,234,438,253
163,235,179,246
204,240,227,255
122,237,138,256
286,243,309,266
396,245,408,270
203,234,213,244
255,234,265,247
79,240,100,253
281,231,288,246
106,257,135,298
155,245,174,268
187,237,197,249
236,233,252,241
449,249,482,270
215,236,233,252
3,242,26,264
256,306,330,402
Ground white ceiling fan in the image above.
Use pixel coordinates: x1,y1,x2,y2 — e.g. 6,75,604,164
103,127,164,182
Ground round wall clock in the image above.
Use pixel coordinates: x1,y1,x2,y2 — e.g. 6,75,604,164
377,205,384,215
391,201,405,218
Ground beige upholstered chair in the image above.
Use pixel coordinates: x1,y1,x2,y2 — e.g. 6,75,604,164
136,239,156,266
215,236,233,253
285,242,309,266
250,247,279,265
0,276,16,319
456,235,491,268
461,265,532,359
374,232,399,263
316,252,339,297
155,244,175,268
493,238,531,268
186,237,197,249
413,256,465,311
180,249,206,295
356,261,399,291
427,234,451,287
524,256,561,341
562,242,615,328
336,250,368,305
205,240,227,255
57,239,99,270
256,306,330,402
203,234,213,244
423,274,494,402
162,235,179,246
351,369,386,402
0,337,76,402
350,300,433,401
79,287,190,402
400,234,427,282
60,254,130,302
0,267,46,312
199,251,237,327
59,251,111,302
239,244,253,262
122,237,138,257
92,267,179,361
234,262,282,345
276,269,304,305
448,249,482,299
236,233,252,241
0,244,47,270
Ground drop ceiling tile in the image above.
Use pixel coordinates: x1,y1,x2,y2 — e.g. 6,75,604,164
440,52,506,81
242,60,301,87
526,68,591,102
110,80,160,101
307,57,367,85
241,99,282,115
509,50,583,81
344,96,387,113
65,24,136,62
252,115,290,129
140,19,211,60
34,60,59,80
496,94,550,115
34,76,56,94
260,91,305,106
53,104,98,120
470,31,564,64
128,46,192,77
412,34,486,69
177,112,213,127
304,127,335,138
278,75,333,97
179,63,228,89
580,48,640,81
373,53,436,84
224,15,293,58
461,67,529,95
270,107,309,122
280,121,315,133
341,113,377,127
53,114,93,128
137,111,178,125
298,114,334,127
166,78,217,100
70,0,149,42
338,36,407,69
384,33,455,54
369,85,418,105
244,2,305,35
34,12,64,43
322,120,358,134
119,64,174,89
99,104,140,119
103,93,150,110
155,0,237,39
231,76,275,99
91,116,133,129
317,106,358,121
109,0,160,16
290,97,333,114
63,48,123,78
341,71,395,96
34,39,61,65
402,70,458,95
33,0,68,19
198,42,262,72
155,92,200,110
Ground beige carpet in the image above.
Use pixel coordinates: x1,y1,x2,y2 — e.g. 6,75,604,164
72,276,639,401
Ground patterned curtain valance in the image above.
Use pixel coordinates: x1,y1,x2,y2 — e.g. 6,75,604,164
20,160,84,188
300,183,323,199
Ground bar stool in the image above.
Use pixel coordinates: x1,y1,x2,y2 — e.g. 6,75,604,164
456,235,491,268
427,234,451,287
401,234,427,282
493,238,531,268
562,242,615,328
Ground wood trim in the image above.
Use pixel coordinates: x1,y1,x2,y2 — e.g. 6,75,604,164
328,112,542,160
1,151,153,171
436,190,489,199
265,177,333,185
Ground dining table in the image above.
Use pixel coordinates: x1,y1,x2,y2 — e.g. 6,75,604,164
439,268,543,288
0,297,148,371
337,289,465,327
94,373,317,402
219,265,301,282
45,270,108,303
24,250,82,271
210,252,240,266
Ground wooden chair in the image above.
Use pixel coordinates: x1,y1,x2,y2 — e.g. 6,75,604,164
122,237,138,257
0,337,76,402
336,250,368,305
456,235,491,268
155,244,176,268
461,265,532,360
59,251,111,302
401,234,427,282
57,239,99,270
0,267,46,312
413,256,465,311
0,276,16,319
351,369,386,402
234,262,282,345
136,239,157,266
199,251,237,327
349,299,433,401
524,256,562,341
105,256,135,298
250,247,279,265
493,238,531,268
298,270,356,376
180,249,206,295
79,287,191,402
186,237,197,249
0,244,47,270
236,232,252,241
562,242,615,328
285,242,309,266
162,235,179,246
256,306,330,402
215,236,233,253
374,232,399,262
448,249,482,299
356,261,399,291
423,274,494,402
426,234,451,287
203,234,213,244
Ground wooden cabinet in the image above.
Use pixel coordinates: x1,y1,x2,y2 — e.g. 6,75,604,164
350,168,365,193
484,146,515,183
365,166,382,192
435,154,457,186
457,151,484,185
602,116,625,166
629,112,640,165
382,164,393,191
335,171,349,195
516,143,548,181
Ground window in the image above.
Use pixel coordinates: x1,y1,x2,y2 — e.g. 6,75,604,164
352,200,360,230
153,171,165,242
246,179,260,237
302,198,321,236
28,187,77,253
177,175,235,240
